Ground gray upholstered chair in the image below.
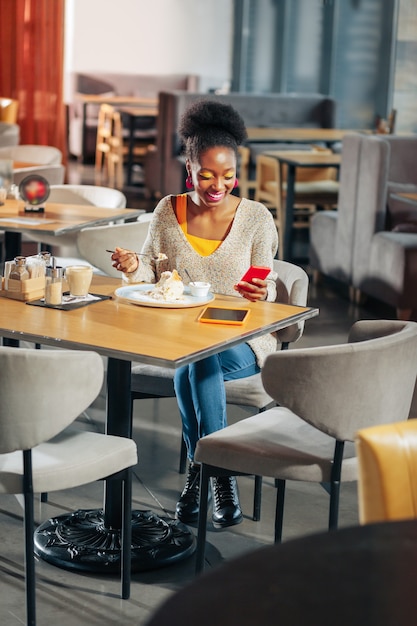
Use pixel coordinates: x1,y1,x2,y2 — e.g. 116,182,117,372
24,183,128,262
350,135,417,320
356,419,417,525
0,121,20,147
309,133,366,287
311,134,417,319
77,219,149,279
13,164,66,186
193,319,417,572
0,144,62,165
131,259,309,519
0,345,137,623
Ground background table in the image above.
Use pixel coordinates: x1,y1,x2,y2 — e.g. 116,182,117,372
0,198,143,260
246,127,369,144
0,275,318,573
145,519,417,626
263,151,341,261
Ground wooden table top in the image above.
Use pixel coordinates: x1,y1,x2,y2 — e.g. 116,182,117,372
391,192,417,206
0,275,318,367
0,198,143,236
118,106,158,117
75,93,158,107
263,151,341,167
246,127,370,142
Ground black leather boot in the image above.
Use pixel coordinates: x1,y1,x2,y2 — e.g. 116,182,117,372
175,462,201,523
211,476,243,529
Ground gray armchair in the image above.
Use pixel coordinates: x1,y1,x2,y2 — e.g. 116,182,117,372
0,121,19,147
194,319,417,572
351,135,417,319
0,345,137,622
311,134,417,319
131,259,309,520
309,133,369,286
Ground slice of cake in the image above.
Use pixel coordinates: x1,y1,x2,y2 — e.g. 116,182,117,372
151,270,184,301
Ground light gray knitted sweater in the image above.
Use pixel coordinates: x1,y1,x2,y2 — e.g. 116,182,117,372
124,195,279,366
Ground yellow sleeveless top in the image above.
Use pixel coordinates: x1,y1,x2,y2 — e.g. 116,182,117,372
176,194,222,256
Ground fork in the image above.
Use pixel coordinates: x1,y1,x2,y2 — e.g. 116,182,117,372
106,249,165,262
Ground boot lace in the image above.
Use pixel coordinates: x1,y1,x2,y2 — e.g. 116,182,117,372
213,477,237,506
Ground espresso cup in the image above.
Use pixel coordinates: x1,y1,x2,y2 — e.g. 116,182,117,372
65,265,93,298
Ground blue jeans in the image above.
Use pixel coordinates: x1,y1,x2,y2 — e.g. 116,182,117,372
174,343,260,460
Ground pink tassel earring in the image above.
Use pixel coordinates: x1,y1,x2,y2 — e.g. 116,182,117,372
185,175,193,190
233,178,239,188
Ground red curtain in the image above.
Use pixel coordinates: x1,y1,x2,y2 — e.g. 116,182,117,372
0,0,67,159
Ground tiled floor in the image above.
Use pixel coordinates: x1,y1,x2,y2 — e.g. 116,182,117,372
0,163,399,624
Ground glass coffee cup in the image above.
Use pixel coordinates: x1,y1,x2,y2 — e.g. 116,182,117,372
65,265,93,298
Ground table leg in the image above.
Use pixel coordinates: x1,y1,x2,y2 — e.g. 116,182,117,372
4,231,22,262
81,102,88,164
34,357,195,573
3,232,22,347
126,114,135,187
283,164,296,262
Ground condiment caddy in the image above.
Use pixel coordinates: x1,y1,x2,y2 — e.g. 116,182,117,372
0,253,63,302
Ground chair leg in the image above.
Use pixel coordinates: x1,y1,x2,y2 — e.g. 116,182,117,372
328,440,345,530
179,434,187,474
23,450,36,626
253,475,262,521
121,469,132,600
274,478,286,543
195,464,210,574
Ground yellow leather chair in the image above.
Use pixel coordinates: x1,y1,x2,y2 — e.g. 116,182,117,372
0,97,18,123
356,419,417,524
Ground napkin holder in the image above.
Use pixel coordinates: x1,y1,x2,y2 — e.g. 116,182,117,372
0,275,46,302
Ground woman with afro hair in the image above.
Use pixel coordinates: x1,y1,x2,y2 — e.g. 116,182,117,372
111,99,278,529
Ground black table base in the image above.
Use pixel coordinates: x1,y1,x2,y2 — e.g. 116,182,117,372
34,508,195,573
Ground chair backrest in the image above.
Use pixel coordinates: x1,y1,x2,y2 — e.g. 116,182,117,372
76,220,150,278
348,135,390,288
261,319,417,442
0,98,19,124
0,346,103,453
0,122,20,148
356,419,417,524
0,144,62,165
273,259,309,345
13,164,66,186
48,184,127,208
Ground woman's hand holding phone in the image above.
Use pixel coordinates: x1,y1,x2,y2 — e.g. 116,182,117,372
234,265,271,302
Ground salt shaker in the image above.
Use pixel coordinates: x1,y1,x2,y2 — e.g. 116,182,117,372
9,256,30,281
45,265,63,305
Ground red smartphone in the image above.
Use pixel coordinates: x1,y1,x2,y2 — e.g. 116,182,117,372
239,265,271,287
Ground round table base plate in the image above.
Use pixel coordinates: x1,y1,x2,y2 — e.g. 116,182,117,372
34,509,195,573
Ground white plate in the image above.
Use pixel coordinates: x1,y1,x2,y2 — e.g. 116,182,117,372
114,283,215,308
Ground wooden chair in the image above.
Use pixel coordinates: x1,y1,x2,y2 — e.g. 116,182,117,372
255,148,339,259
0,97,19,124
95,104,124,189
237,146,257,199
